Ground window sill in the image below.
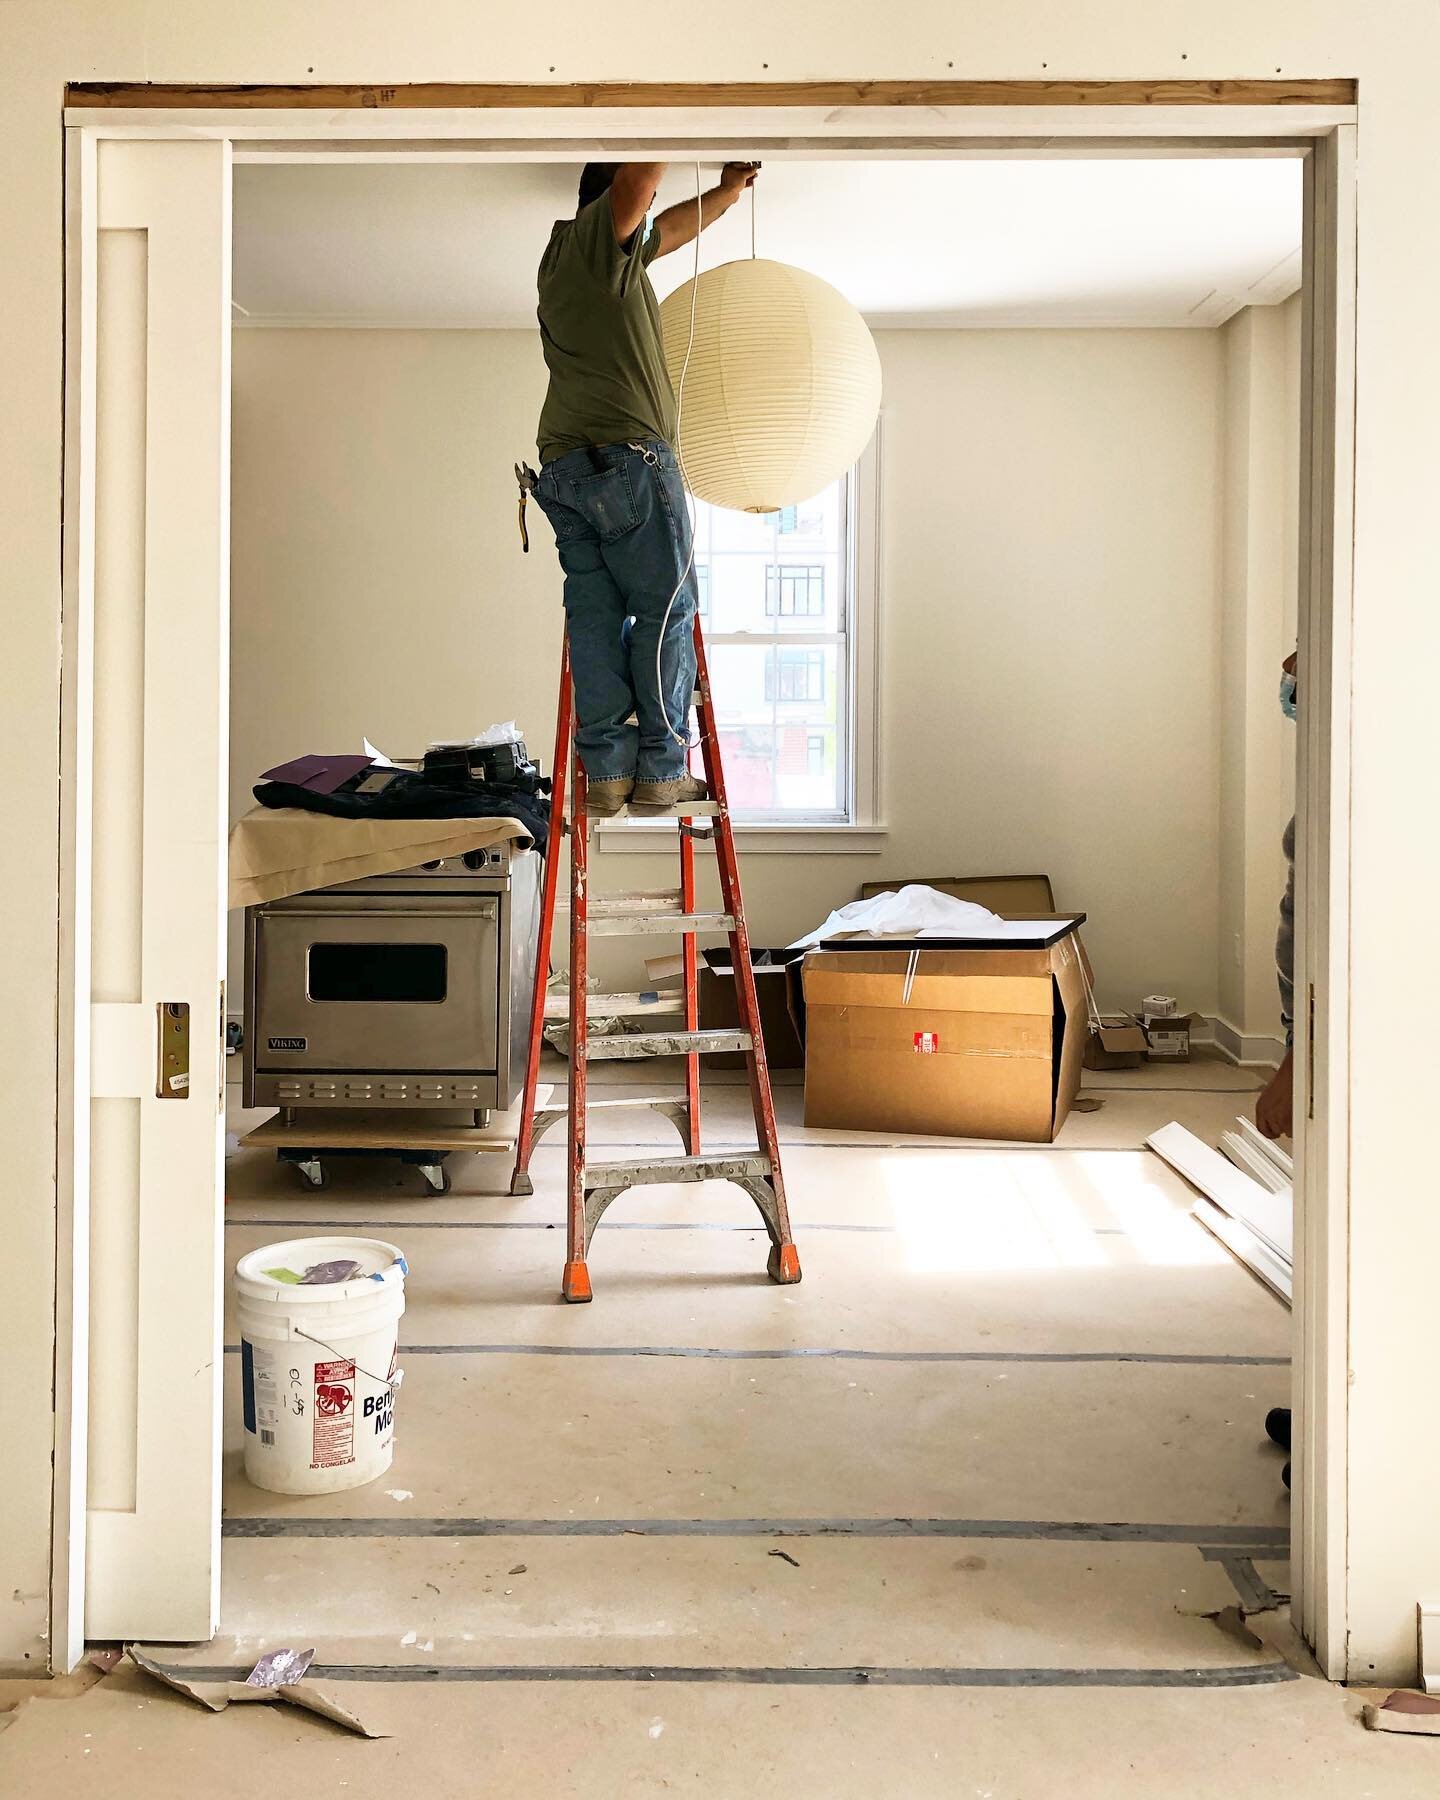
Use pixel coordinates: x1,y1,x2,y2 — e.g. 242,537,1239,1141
596,822,888,855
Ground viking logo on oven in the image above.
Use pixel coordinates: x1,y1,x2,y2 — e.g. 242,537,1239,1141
268,1035,307,1051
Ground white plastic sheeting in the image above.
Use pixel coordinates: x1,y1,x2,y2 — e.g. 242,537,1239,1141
789,883,1073,948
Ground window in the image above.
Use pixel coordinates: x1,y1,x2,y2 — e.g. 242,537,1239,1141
764,564,825,617
765,648,825,702
672,447,881,833
695,564,710,617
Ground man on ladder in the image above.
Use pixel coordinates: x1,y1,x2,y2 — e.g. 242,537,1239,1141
523,159,757,814
512,158,800,1304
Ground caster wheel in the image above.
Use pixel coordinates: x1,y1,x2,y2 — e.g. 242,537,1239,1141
296,1166,329,1191
421,1165,451,1195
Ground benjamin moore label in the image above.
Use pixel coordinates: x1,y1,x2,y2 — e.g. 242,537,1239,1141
268,1035,307,1052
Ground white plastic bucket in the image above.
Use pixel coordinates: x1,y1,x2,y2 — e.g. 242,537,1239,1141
235,1236,407,1496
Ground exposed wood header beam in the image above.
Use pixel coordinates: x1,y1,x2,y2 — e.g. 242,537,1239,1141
65,78,1357,112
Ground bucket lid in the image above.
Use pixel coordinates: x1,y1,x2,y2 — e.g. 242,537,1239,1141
234,1236,407,1304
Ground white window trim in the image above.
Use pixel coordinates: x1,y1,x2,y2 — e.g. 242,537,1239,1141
600,426,885,855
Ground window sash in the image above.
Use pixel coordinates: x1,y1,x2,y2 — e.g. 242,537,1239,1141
694,468,857,826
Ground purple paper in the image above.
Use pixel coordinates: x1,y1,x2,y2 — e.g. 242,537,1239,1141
300,1259,362,1285
260,754,374,794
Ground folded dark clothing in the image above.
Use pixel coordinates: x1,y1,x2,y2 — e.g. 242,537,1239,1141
254,769,551,854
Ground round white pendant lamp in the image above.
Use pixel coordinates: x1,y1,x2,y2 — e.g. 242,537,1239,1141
660,257,882,514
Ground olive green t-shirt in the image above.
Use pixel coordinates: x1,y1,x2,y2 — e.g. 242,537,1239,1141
535,193,677,466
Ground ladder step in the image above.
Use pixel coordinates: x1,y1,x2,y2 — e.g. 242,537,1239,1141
585,1153,773,1189
567,1095,690,1113
616,799,721,818
566,889,682,913
545,992,685,1021
581,909,735,938
583,1029,752,1060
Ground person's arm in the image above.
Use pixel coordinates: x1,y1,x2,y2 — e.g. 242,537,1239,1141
609,163,667,244
653,163,759,257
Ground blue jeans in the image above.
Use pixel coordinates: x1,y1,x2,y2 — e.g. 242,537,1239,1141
534,440,697,783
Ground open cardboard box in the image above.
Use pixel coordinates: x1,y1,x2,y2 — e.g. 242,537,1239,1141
802,918,1088,1143
698,947,806,1070
1084,1012,1149,1072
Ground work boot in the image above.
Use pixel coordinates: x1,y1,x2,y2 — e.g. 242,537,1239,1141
585,777,634,818
630,773,709,814
1265,1406,1292,1452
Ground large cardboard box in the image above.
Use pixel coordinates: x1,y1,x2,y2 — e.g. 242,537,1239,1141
802,923,1087,1143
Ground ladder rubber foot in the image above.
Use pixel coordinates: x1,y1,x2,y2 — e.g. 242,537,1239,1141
768,1243,802,1285
562,1260,594,1304
509,1170,534,1197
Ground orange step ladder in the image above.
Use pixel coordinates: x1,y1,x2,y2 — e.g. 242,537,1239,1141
509,618,802,1303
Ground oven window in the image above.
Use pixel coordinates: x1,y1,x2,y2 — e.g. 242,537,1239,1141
307,941,449,1004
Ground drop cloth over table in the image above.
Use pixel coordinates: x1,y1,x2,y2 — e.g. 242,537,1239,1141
228,807,534,910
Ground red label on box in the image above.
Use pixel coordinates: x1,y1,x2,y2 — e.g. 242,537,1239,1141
913,1031,939,1054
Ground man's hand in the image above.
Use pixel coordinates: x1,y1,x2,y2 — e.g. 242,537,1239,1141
1256,1047,1294,1141
654,163,760,257
718,162,760,199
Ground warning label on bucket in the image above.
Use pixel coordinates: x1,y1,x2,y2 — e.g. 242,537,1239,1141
312,1357,356,1468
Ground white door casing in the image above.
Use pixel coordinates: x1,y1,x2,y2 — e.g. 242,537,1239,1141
1293,126,1356,1680
74,136,231,1644
53,99,1353,1673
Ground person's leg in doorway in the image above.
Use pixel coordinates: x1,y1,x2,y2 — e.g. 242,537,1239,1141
1257,812,1297,1142
1257,806,1297,1486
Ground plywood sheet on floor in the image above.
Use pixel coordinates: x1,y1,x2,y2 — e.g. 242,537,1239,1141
220,1353,1289,1527
169,1537,1252,1671
223,1204,1288,1360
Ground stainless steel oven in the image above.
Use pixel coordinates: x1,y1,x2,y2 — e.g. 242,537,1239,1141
243,842,539,1119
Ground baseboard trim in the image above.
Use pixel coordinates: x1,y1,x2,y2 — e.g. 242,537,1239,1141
1205,1015,1286,1070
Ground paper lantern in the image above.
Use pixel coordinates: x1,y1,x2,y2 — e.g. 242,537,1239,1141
659,258,882,513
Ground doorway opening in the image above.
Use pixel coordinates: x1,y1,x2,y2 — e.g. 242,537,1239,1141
56,94,1356,1705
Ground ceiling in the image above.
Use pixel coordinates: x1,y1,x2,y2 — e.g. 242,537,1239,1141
232,158,1303,332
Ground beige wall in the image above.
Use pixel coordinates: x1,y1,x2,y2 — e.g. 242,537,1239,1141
231,324,1226,1012
1217,297,1301,1053
6,0,1440,1687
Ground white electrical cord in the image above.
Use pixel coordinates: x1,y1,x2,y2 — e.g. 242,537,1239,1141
653,162,705,752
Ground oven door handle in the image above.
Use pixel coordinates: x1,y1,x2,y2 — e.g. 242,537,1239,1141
266,901,499,920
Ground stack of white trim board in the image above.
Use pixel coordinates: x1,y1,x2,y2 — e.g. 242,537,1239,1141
1146,1118,1294,1304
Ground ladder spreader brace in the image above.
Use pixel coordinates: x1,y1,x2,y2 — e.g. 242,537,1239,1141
509,621,802,1303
